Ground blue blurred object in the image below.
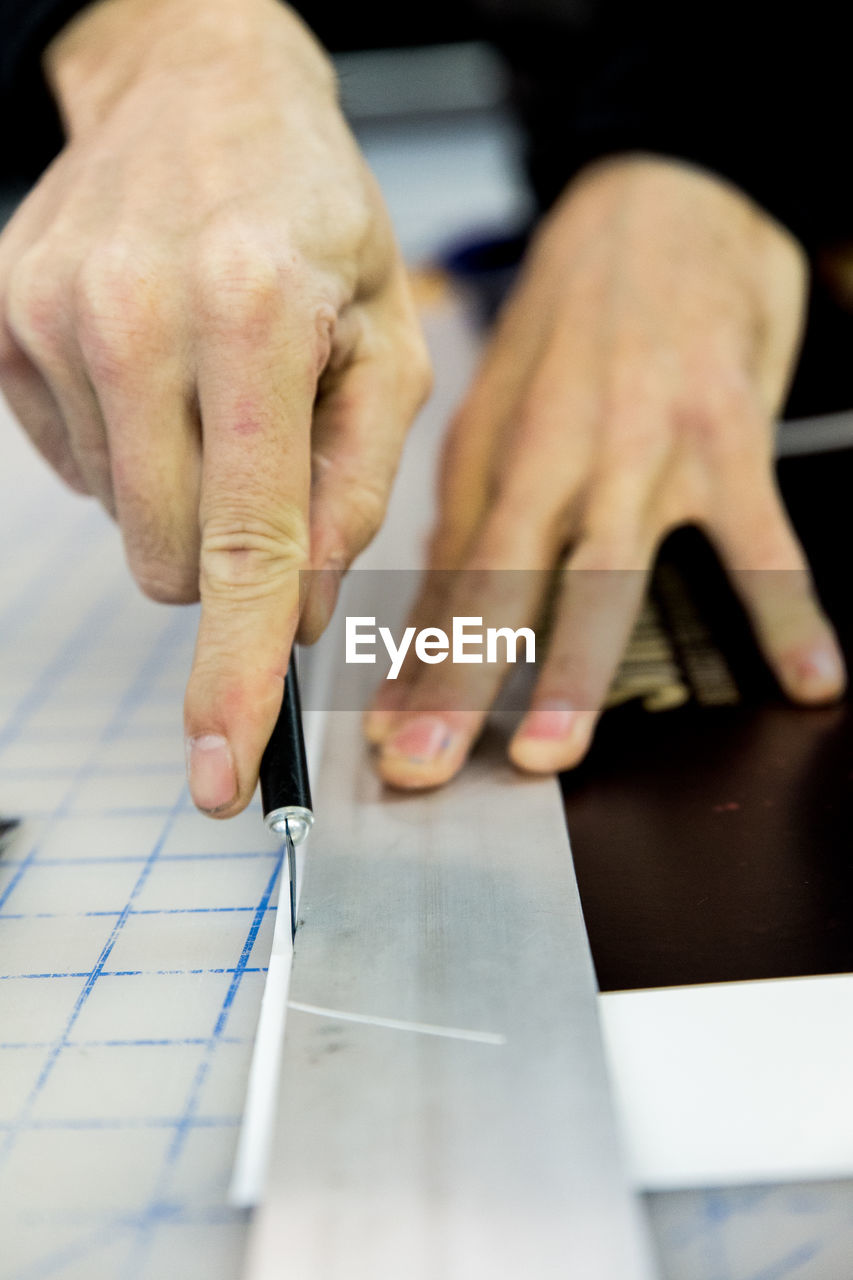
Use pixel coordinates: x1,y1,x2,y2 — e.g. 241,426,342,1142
442,228,529,326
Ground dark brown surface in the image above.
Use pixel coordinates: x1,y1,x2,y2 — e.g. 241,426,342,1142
562,446,853,993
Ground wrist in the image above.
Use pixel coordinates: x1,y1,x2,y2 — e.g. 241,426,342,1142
43,0,336,136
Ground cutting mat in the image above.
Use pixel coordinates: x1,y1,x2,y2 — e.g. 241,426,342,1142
3,301,853,1280
0,417,280,1279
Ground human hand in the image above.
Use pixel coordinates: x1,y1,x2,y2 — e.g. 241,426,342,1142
0,0,430,814
366,155,845,788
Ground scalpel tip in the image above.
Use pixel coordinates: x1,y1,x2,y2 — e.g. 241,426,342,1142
285,819,297,944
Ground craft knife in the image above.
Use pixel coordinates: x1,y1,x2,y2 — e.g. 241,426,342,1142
259,657,313,942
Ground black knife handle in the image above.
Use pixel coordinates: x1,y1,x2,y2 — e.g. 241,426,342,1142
259,657,313,834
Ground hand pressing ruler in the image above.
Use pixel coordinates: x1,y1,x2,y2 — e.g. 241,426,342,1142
238,296,658,1279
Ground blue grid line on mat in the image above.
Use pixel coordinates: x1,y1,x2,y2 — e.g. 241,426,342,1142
0,524,279,1280
0,612,198,1167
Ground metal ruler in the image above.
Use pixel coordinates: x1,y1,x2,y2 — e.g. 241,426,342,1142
244,710,656,1278
236,297,657,1278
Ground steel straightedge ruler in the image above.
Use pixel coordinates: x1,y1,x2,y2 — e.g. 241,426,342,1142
240,300,658,1279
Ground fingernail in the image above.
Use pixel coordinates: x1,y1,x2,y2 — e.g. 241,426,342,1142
517,703,577,739
384,714,454,763
186,734,237,811
791,643,845,698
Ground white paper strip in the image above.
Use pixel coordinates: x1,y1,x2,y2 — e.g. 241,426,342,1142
601,973,853,1189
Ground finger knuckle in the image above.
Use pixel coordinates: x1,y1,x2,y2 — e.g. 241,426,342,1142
133,560,199,605
670,401,743,466
192,222,296,330
670,374,766,461
5,250,66,362
199,508,309,603
74,240,136,316
73,244,162,382
123,515,200,604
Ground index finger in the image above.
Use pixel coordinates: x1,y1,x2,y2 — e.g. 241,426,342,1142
184,255,326,815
